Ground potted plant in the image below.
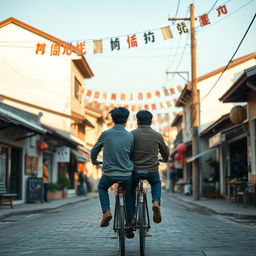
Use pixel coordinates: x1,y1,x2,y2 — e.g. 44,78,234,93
48,182,62,200
58,176,71,198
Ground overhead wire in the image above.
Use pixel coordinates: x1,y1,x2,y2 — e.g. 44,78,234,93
199,12,256,104
174,0,181,18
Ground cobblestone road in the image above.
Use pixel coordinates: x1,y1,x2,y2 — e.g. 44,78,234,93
1,192,256,256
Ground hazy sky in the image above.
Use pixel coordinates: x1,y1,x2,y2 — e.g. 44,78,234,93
1,0,256,98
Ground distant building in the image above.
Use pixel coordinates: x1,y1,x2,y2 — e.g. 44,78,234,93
0,17,95,195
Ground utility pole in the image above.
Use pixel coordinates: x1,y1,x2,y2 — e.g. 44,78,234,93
168,3,200,200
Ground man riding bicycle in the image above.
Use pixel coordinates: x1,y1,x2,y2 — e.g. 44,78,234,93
90,107,135,238
131,110,169,224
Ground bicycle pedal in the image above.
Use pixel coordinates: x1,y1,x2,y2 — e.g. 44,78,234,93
145,234,152,237
110,236,118,239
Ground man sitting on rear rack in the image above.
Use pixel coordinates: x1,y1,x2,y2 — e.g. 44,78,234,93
131,110,169,224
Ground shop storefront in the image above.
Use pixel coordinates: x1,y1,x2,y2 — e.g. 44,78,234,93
0,102,46,202
220,65,256,180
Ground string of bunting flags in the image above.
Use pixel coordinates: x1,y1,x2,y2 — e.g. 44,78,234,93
84,85,183,132
84,85,182,111
35,2,230,56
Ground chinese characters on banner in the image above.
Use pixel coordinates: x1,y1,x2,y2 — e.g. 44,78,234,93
36,42,86,56
199,5,228,27
35,5,228,56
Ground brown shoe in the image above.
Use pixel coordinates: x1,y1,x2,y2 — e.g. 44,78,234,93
152,201,162,223
100,210,112,227
131,216,137,226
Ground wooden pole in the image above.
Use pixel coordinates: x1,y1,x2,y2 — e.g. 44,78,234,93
168,3,200,200
190,3,200,200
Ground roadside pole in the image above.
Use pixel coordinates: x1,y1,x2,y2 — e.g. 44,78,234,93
168,3,200,200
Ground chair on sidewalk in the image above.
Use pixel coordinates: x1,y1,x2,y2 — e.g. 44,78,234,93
236,183,248,207
0,181,17,208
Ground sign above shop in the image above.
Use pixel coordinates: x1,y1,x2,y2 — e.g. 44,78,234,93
209,132,225,148
55,146,70,162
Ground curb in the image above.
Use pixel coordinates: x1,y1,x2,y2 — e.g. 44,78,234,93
0,194,98,220
170,194,256,220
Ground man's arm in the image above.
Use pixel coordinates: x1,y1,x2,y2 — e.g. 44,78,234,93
158,135,170,162
130,133,134,161
90,133,105,165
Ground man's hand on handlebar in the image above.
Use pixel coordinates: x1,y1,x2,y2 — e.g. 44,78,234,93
159,159,170,163
92,160,101,166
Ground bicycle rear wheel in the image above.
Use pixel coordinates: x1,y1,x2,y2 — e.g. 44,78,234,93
117,204,125,256
138,201,146,256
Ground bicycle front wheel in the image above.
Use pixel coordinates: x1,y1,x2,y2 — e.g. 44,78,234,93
117,205,125,256
138,201,146,256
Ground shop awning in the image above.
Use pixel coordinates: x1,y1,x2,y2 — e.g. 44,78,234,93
43,124,83,146
71,149,87,163
186,147,218,163
219,65,256,103
0,108,46,134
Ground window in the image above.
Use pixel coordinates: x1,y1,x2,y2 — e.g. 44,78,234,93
74,77,82,103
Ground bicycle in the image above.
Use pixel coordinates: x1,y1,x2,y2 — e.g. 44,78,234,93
133,160,166,256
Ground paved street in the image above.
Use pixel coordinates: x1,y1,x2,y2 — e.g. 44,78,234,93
1,192,256,256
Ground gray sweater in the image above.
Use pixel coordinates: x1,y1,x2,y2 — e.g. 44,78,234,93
90,124,134,176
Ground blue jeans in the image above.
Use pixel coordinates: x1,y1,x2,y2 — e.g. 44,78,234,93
131,171,161,215
98,174,133,224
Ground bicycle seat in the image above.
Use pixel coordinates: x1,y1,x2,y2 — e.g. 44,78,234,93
116,181,126,184
134,170,154,180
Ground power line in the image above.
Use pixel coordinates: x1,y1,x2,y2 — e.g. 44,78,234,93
199,12,256,104
174,0,181,18
165,7,190,86
207,0,219,15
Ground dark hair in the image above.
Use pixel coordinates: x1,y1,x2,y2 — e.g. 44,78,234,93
110,107,129,124
136,110,153,125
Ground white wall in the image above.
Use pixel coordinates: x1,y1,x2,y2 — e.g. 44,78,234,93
0,23,82,132
198,59,256,133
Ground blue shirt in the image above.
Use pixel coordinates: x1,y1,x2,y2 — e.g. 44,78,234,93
90,124,134,176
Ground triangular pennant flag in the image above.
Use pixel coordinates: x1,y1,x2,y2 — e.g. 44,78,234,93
138,93,143,100
155,91,160,97
151,104,156,110
111,93,117,100
177,85,183,92
102,92,107,100
163,87,169,96
169,88,175,95
93,40,103,54
120,93,126,101
131,105,136,112
94,91,100,99
160,26,173,40
166,100,172,107
86,90,92,97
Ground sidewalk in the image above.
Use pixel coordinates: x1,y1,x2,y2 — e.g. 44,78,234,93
168,192,256,219
0,192,98,220
2,191,256,220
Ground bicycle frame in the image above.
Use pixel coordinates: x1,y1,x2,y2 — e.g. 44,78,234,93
113,185,127,232
135,180,151,231
113,182,127,256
